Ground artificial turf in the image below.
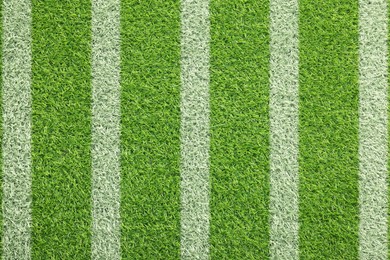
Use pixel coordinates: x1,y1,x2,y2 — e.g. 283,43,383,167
0,1,2,257
298,0,360,258
389,1,390,256
388,2,390,257
209,0,270,258
120,0,181,258
31,0,92,258
388,0,390,256
0,0,388,258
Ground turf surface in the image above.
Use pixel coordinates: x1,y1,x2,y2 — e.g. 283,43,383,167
0,1,2,257
209,0,270,258
31,0,92,258
388,0,390,256
388,2,390,257
120,0,181,258
0,0,389,258
298,0,360,258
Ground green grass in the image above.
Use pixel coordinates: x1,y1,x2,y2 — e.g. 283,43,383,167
388,0,390,256
31,0,92,258
120,0,181,258
0,0,388,258
209,0,270,258
0,1,2,257
298,0,360,258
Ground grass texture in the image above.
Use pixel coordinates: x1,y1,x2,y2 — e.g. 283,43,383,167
91,0,121,258
2,1,32,258
209,0,270,258
298,0,360,258
358,0,389,258
120,0,181,258
269,0,299,258
389,1,390,257
388,0,390,256
180,0,211,258
0,0,3,257
0,0,388,258
31,0,92,258
388,2,390,258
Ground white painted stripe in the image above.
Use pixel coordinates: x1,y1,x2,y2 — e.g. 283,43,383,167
180,0,210,259
358,0,388,258
2,0,32,259
269,0,300,259
91,0,121,259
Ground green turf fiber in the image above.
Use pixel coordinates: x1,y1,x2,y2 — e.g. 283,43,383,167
298,0,360,258
31,0,92,258
120,0,181,258
388,0,390,256
209,0,270,258
0,1,3,257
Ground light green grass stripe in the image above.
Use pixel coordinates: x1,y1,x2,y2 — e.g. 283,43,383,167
358,0,388,258
2,0,32,259
269,0,299,259
91,0,121,259
180,0,210,258
0,0,3,257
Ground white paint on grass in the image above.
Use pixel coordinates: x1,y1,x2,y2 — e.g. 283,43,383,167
91,0,121,259
269,0,300,259
180,0,210,259
2,0,32,259
358,0,388,258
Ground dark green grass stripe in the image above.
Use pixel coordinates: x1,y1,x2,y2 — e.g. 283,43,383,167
120,1,181,258
298,0,360,258
209,0,270,258
31,1,92,258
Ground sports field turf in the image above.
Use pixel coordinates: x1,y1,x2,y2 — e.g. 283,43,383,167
1,0,390,259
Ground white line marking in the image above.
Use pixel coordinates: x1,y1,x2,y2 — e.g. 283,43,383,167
269,0,300,259
358,0,388,258
2,0,32,259
91,0,121,259
180,0,210,259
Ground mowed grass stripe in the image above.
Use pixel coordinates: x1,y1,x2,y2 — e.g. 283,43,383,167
91,0,121,258
0,0,3,256
2,0,32,258
358,0,389,258
120,0,181,258
269,0,299,258
299,0,360,258
31,1,92,258
388,0,390,256
210,1,270,258
180,0,210,259
388,1,390,258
